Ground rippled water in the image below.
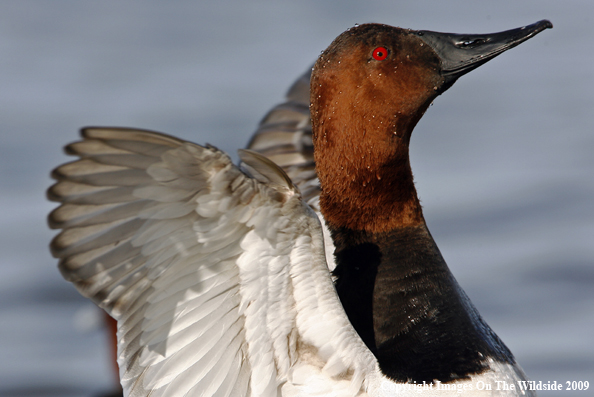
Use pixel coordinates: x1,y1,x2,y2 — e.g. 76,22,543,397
1,2,592,396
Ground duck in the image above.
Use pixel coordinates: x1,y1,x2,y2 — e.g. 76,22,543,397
48,20,552,396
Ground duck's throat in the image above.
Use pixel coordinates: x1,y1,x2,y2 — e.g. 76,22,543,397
317,151,424,233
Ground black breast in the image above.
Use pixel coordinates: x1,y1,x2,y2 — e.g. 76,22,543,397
331,224,515,383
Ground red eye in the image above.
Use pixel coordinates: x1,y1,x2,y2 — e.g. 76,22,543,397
372,47,388,61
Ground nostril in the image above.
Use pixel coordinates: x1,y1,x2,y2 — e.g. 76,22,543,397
459,38,486,48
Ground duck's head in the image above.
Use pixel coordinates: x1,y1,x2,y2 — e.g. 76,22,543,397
311,20,551,233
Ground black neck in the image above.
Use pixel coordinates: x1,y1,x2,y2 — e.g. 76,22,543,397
331,223,515,383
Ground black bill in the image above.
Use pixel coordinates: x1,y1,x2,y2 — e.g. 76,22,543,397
418,19,552,90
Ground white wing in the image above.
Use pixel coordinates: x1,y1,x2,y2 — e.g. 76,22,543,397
49,127,378,397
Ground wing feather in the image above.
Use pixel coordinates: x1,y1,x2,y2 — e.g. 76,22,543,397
47,183,138,205
49,127,378,396
247,70,318,207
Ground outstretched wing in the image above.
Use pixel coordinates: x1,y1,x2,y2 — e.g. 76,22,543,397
48,128,377,397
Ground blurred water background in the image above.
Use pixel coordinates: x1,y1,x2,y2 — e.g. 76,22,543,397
0,1,592,396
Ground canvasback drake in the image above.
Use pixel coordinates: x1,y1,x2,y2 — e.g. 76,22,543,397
49,20,551,396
